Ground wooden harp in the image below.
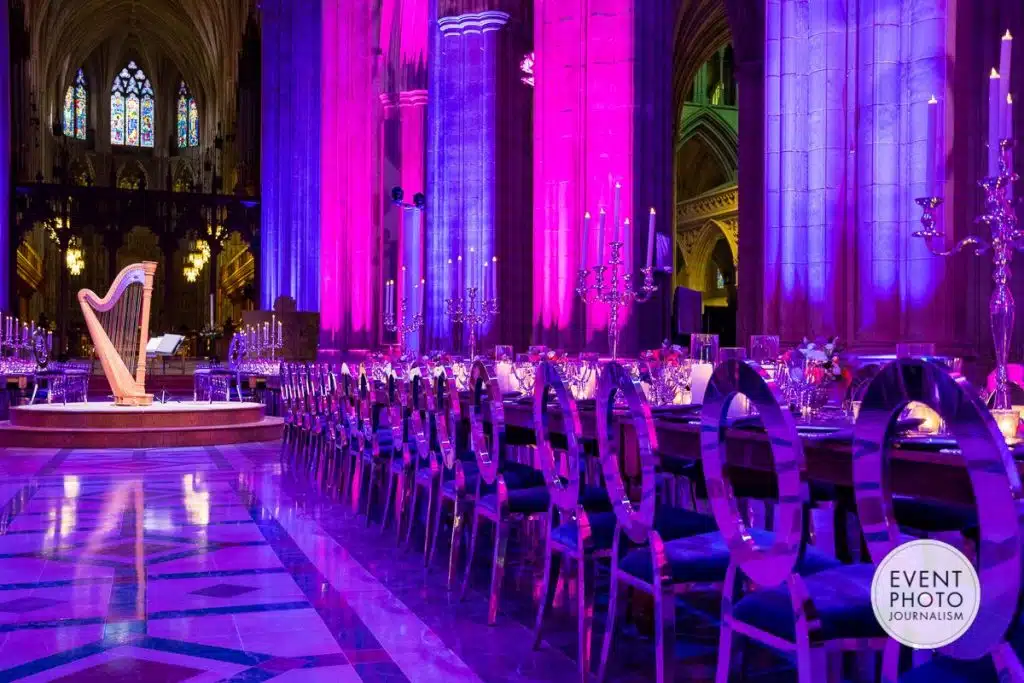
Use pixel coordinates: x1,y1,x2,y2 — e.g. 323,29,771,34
78,261,157,406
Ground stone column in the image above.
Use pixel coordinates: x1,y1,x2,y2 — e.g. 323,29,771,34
425,11,509,351
0,2,8,309
533,0,676,354
259,0,321,312
320,0,378,351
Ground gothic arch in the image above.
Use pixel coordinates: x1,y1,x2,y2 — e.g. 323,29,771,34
678,108,738,181
678,218,738,292
116,160,148,190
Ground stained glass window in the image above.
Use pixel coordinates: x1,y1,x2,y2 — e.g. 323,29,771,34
177,82,199,148
63,69,87,139
111,61,154,148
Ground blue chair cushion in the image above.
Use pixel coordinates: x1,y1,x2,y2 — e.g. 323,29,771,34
733,563,879,641
478,487,550,515
580,486,613,512
618,529,840,585
653,507,719,541
893,496,977,534
899,657,998,683
551,512,617,550
500,461,546,490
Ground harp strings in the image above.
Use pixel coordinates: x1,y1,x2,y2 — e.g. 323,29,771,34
96,281,143,378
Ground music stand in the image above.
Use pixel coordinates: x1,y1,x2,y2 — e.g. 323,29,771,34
146,335,185,403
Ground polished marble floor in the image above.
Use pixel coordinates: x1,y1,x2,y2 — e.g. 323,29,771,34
0,442,792,682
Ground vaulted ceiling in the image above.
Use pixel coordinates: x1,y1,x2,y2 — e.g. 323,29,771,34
26,0,252,122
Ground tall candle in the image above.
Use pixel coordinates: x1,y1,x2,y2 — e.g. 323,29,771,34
582,212,591,270
646,208,656,270
926,95,938,196
401,266,408,309
457,255,464,292
690,362,714,405
612,182,621,245
597,209,607,265
1009,94,1016,202
419,278,425,316
483,261,490,299
621,218,630,252
1000,30,1013,134
271,314,276,339
209,293,214,328
277,320,283,345
491,256,498,299
990,68,1002,177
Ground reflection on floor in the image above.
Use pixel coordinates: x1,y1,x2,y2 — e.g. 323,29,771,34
0,443,793,682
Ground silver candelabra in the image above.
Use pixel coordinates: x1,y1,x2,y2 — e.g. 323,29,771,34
384,299,424,358
445,286,498,360
576,241,657,360
915,138,1019,408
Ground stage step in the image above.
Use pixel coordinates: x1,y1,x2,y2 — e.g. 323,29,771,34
0,417,283,449
0,402,282,448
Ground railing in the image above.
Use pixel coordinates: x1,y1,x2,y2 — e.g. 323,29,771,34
675,184,738,228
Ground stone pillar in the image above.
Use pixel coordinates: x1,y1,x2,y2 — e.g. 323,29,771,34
764,0,951,349
320,0,378,351
425,11,508,351
533,0,676,354
0,3,9,310
260,0,321,312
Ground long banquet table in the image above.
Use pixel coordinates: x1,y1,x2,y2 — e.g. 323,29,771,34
488,398,983,507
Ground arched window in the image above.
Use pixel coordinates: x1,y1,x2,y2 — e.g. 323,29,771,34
111,61,154,148
177,82,199,148
63,69,87,139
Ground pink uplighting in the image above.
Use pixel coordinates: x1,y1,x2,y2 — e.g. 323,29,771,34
320,0,376,348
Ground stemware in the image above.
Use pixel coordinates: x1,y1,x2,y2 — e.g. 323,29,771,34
690,333,719,365
512,353,536,397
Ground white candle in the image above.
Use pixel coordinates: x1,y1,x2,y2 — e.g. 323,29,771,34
401,266,408,310
582,211,591,270
22,324,27,344
209,293,214,328
621,218,630,251
1009,94,1016,201
457,255,464,292
926,95,938,196
597,209,607,265
491,256,498,299
612,182,621,244
689,362,714,405
277,320,283,345
646,208,656,270
990,68,1002,177
46,331,52,351
483,261,490,299
1000,30,1013,135
469,247,477,291
419,278,425,316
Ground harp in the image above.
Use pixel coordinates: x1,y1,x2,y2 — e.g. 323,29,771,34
78,261,157,406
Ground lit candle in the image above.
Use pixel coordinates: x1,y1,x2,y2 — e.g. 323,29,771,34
646,208,656,270
621,218,630,251
597,209,607,265
401,265,408,312
209,293,214,329
419,278,425,316
689,362,714,404
612,182,621,245
277,320,283,345
491,256,498,299
582,211,591,270
993,408,1020,441
1000,30,1013,133
469,247,477,291
990,68,1002,177
22,324,27,344
457,255,464,292
46,331,52,351
926,95,938,196
271,313,276,340
1008,94,1016,202
483,260,490,300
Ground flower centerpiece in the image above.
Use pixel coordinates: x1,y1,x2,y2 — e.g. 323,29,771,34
780,336,843,413
639,340,690,405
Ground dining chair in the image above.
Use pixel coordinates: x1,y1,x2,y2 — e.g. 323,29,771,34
530,360,613,682
709,360,887,683
352,371,401,526
427,365,479,585
460,359,550,625
405,365,449,555
854,358,1024,683
381,368,429,541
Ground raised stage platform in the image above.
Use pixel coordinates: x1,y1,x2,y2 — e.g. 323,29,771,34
0,401,283,448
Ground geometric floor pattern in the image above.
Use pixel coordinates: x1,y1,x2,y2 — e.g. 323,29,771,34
0,442,794,682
